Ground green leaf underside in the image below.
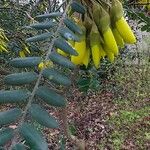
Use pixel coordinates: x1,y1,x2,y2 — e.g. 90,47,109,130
36,12,62,19
0,108,22,126
58,28,80,42
19,123,48,150
49,52,75,69
10,57,41,68
0,90,30,103
0,128,14,146
29,21,55,30
54,38,78,56
4,72,38,86
36,86,66,107
70,2,86,14
26,32,51,43
29,104,59,128
64,18,82,34
11,144,26,150
43,68,71,86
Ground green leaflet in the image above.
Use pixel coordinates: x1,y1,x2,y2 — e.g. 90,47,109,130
26,32,51,43
11,144,26,150
43,68,71,86
58,27,80,42
29,21,55,30
54,38,78,56
36,86,66,107
64,18,82,34
49,52,75,69
29,104,59,128
10,57,41,68
19,123,48,150
0,128,14,146
4,72,38,86
36,12,62,19
0,108,22,126
0,90,30,103
70,1,86,14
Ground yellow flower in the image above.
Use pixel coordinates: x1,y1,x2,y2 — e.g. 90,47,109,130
99,44,106,58
91,44,101,69
38,60,53,71
82,47,90,68
103,28,119,56
107,52,115,63
115,17,136,44
19,50,26,57
71,39,86,65
103,45,115,63
112,28,124,48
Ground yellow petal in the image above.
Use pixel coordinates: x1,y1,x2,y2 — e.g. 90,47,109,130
71,40,86,65
38,62,44,71
82,48,90,68
103,45,115,63
116,17,136,44
91,44,100,69
99,44,106,58
45,60,53,68
19,50,26,57
103,28,119,56
112,28,124,48
107,52,115,63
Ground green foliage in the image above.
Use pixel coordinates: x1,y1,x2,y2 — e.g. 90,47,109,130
4,72,38,85
0,128,14,146
19,123,48,150
0,90,30,103
43,68,71,86
11,144,26,150
29,104,59,128
36,86,66,107
49,52,76,69
10,57,42,68
54,38,78,55
0,108,22,126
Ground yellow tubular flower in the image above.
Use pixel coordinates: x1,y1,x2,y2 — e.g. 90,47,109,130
106,52,115,63
38,62,44,71
103,45,115,63
116,17,136,44
103,28,119,56
90,22,101,69
91,44,100,69
71,23,86,65
57,48,68,57
112,28,124,48
99,44,106,58
82,47,90,68
38,61,53,71
71,39,86,65
19,50,26,57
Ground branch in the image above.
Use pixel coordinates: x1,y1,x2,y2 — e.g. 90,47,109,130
9,0,72,148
